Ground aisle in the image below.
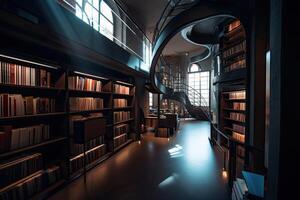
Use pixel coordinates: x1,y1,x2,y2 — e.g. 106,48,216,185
49,121,230,200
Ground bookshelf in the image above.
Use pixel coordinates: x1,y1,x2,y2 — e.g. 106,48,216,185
0,55,68,199
0,54,138,197
218,20,248,181
112,81,135,151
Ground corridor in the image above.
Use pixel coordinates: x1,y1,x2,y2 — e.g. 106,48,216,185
49,121,230,200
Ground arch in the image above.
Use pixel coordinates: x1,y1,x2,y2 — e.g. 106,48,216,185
189,63,200,72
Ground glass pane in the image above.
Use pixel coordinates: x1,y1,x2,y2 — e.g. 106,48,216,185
100,15,113,40
101,1,113,23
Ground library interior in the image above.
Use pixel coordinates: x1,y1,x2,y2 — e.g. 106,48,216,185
0,0,297,200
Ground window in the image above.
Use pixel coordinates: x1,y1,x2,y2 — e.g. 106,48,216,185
190,63,200,72
149,92,153,107
75,0,114,41
188,71,210,106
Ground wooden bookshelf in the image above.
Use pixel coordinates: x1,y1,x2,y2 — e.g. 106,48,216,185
0,53,137,197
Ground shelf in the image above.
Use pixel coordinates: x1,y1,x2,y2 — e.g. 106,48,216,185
31,179,66,200
69,108,111,115
113,106,133,110
114,81,134,87
113,118,134,126
114,139,133,152
69,144,106,160
224,117,245,124
113,93,133,97
224,25,243,37
69,89,111,96
0,83,65,92
222,56,246,68
0,170,44,193
224,127,245,135
70,152,112,180
114,133,127,139
223,108,245,113
222,50,245,61
224,98,246,102
0,112,66,122
229,136,245,145
0,137,68,158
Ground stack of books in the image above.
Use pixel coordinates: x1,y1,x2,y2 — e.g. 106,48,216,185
68,76,102,92
113,99,127,108
114,124,129,137
0,124,50,152
0,61,51,87
113,111,130,123
113,84,130,95
0,94,56,117
69,97,104,112
69,144,106,174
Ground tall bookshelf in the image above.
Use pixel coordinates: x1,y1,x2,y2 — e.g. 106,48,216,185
0,54,137,198
0,54,68,199
219,19,247,180
112,81,135,151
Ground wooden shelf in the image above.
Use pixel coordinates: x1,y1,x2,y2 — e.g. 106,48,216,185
114,139,133,152
113,118,134,126
224,117,245,124
113,93,133,97
0,112,66,122
221,39,245,52
70,152,112,180
224,25,243,37
224,127,245,135
113,106,133,110
114,133,127,139
114,81,134,87
0,83,65,92
69,89,111,96
69,108,111,115
224,98,246,102
0,137,67,158
223,108,245,113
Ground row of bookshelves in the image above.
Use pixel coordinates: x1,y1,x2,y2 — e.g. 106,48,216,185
222,41,246,60
0,53,137,198
113,111,130,123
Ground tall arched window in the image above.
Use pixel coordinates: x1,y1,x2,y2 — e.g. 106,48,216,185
75,0,114,41
188,63,210,106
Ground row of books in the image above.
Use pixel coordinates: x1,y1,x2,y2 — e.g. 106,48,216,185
229,112,246,122
232,132,245,143
228,91,246,100
232,178,248,200
70,136,105,156
227,20,241,33
113,111,130,123
0,153,42,188
157,128,170,138
0,94,56,117
114,124,129,137
223,41,246,59
224,59,246,73
69,97,104,112
0,166,61,200
69,144,106,174
113,84,130,95
68,76,102,92
113,99,128,108
0,124,50,153
113,134,127,148
0,61,51,87
232,124,245,134
233,102,246,110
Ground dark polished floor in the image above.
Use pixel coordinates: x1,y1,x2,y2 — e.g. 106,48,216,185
49,120,230,200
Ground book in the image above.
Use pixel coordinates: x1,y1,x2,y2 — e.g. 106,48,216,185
228,91,246,100
113,111,130,123
0,61,51,87
114,124,129,137
229,112,246,122
68,76,102,92
113,134,127,148
113,99,128,108
69,97,103,112
223,40,246,59
0,94,55,117
113,84,130,95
